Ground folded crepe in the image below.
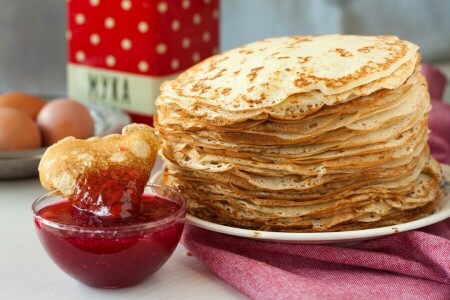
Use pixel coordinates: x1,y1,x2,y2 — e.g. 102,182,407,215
155,35,443,232
39,124,160,219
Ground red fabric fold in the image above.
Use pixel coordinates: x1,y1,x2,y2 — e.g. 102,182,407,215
427,64,450,165
181,65,450,299
182,221,450,299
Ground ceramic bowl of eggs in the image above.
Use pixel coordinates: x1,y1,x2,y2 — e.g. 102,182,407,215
0,93,130,179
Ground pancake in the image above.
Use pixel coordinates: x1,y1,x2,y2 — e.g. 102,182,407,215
155,35,443,232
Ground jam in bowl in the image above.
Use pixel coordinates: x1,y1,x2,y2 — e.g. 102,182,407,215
32,184,186,288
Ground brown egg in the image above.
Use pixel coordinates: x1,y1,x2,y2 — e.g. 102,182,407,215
0,92,46,120
0,108,42,151
37,98,95,146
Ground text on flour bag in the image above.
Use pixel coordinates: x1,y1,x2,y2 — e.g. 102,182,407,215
67,0,220,125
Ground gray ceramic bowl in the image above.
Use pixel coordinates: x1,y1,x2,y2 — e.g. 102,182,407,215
0,102,131,179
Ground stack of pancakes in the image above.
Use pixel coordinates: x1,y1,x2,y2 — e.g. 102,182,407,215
155,35,443,232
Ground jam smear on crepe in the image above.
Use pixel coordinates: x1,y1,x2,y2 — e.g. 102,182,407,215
72,166,147,219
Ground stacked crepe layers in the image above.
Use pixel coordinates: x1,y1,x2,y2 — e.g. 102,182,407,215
155,35,443,232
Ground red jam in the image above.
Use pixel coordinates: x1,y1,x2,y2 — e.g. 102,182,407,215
70,166,148,219
71,166,148,219
34,194,184,288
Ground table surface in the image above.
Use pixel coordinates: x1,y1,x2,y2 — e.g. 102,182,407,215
0,158,247,299
1,63,450,300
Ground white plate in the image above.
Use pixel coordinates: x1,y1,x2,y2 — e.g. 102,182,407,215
150,165,450,245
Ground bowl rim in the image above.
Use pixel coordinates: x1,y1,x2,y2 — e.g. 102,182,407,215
32,183,187,233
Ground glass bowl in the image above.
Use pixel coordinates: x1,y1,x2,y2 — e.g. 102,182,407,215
32,184,186,288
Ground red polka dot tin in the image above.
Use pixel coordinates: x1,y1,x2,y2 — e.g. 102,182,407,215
67,0,220,125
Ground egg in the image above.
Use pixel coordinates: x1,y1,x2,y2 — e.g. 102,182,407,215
0,108,42,151
0,92,46,120
37,98,95,146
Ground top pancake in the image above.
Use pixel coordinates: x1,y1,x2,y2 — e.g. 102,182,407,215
161,35,419,115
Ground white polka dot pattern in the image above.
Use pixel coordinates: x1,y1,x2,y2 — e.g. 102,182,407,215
121,39,132,50
157,2,168,13
138,21,149,33
138,61,149,72
156,43,167,55
202,31,210,42
121,0,132,10
104,17,115,29
68,0,219,75
75,51,85,62
192,52,201,63
105,55,116,67
212,9,219,20
171,59,180,70
90,0,100,6
75,13,85,25
90,33,100,45
182,0,190,9
182,37,191,49
171,19,180,31
193,14,201,25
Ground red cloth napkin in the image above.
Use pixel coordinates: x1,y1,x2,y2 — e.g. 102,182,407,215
425,64,450,165
182,221,450,299
181,65,450,300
